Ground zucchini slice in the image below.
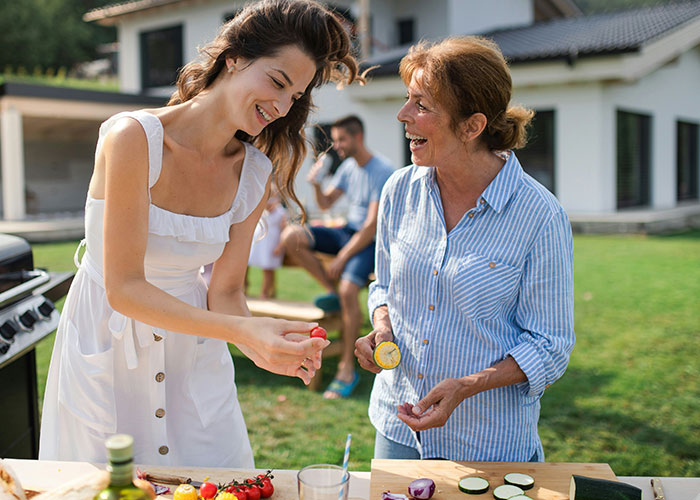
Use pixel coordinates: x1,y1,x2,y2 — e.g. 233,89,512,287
508,496,534,500
569,475,642,500
503,473,534,490
457,476,490,495
372,341,401,369
492,484,524,500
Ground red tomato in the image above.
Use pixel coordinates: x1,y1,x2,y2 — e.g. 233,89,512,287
260,479,274,498
310,326,327,340
232,487,247,500
245,484,262,500
199,482,217,500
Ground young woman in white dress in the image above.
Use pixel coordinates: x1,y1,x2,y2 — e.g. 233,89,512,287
39,0,362,467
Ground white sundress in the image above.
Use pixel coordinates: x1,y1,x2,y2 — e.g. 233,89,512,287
39,110,271,467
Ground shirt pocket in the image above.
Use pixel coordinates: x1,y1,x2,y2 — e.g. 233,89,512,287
57,318,116,434
452,252,522,321
188,338,235,428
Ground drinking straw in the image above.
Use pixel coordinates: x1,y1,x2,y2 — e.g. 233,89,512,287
339,433,352,500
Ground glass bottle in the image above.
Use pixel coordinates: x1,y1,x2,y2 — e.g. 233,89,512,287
94,434,152,500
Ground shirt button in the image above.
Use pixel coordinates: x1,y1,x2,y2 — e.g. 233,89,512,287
155,372,165,382
480,198,486,204
488,262,496,269
417,373,423,379
423,339,429,345
428,304,434,311
153,333,163,342
155,408,165,418
468,212,474,218
432,270,438,276
158,445,169,455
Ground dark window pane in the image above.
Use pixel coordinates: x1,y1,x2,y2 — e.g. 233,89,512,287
677,121,699,201
617,110,651,208
518,110,555,194
397,18,414,45
140,25,183,89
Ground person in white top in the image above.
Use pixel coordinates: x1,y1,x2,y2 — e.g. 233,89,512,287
247,190,288,298
39,0,363,467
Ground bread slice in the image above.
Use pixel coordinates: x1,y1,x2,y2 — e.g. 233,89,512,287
31,471,110,500
0,460,27,500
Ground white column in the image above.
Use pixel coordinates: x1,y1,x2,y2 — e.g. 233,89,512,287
0,105,27,220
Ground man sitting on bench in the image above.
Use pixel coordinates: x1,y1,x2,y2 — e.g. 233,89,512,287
281,115,394,399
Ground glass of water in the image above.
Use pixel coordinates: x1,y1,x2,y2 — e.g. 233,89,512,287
297,464,349,500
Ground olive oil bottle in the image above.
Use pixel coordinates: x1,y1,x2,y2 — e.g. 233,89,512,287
94,434,151,500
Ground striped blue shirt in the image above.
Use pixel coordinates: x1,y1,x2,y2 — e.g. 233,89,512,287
367,152,575,461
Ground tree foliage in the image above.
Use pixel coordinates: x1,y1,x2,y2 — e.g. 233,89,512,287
0,0,115,72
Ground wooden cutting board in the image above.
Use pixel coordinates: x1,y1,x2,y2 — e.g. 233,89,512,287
136,466,299,500
370,459,618,500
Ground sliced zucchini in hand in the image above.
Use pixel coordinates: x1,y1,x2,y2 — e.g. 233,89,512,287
508,496,534,500
492,485,525,500
569,475,642,500
503,473,534,490
457,476,490,495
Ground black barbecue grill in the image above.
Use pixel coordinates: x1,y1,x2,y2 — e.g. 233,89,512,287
0,233,73,459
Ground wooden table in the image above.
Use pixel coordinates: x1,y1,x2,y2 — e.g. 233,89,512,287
6,459,700,500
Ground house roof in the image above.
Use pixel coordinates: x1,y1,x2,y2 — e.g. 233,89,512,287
365,1,700,76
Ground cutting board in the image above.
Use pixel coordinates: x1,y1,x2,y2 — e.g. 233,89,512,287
370,459,618,500
137,466,299,500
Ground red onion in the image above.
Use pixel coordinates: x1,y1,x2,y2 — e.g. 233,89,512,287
407,478,436,500
382,492,409,500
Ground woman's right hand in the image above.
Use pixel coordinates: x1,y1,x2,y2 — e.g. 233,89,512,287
354,327,394,374
234,316,330,385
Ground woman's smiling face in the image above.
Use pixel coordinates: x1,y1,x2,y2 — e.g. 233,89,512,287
397,68,465,167
226,44,316,136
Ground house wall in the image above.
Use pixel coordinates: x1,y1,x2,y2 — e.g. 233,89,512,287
118,0,244,94
601,46,700,210
514,82,611,213
447,0,533,36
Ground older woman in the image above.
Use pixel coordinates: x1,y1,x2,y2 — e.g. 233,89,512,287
355,36,575,462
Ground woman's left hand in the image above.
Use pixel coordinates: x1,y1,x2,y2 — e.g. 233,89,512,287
397,377,475,431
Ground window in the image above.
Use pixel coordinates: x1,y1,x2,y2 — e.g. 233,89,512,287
397,18,415,45
517,110,555,194
617,110,651,209
677,121,699,202
140,25,183,89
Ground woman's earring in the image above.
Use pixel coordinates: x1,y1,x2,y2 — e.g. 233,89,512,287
228,66,234,74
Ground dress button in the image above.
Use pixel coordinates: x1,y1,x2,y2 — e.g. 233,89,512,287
423,339,429,345
158,445,169,455
468,212,474,218
155,408,165,418
155,372,165,383
432,270,438,276
488,262,496,269
428,304,434,311
417,373,423,379
153,333,163,341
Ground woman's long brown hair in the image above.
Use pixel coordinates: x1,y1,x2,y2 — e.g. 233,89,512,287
169,0,364,219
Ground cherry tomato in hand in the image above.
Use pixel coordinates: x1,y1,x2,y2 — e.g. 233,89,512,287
199,482,218,500
259,479,274,498
310,326,327,340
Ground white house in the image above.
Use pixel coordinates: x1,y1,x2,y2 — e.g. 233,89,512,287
83,0,700,228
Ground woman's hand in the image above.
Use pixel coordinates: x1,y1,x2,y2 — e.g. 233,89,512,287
354,326,394,374
234,317,330,385
397,377,477,431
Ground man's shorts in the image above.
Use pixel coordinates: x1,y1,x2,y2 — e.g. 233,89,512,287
307,225,375,288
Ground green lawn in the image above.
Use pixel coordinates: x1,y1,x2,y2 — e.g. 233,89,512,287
31,232,700,476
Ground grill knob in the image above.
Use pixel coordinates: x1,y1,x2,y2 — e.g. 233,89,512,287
37,299,56,320
18,310,39,330
0,320,19,341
